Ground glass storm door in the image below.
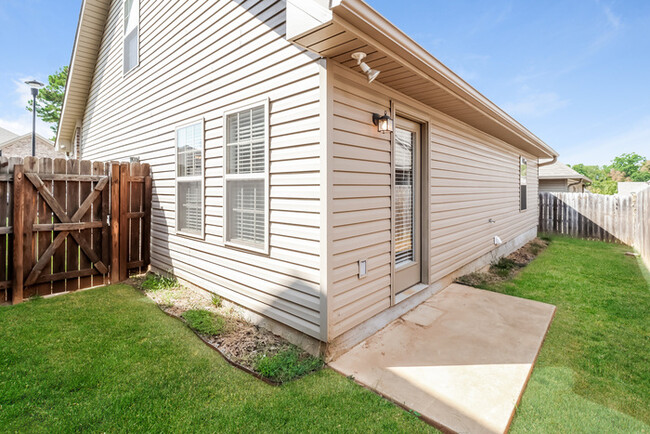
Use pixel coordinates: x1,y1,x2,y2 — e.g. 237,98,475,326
394,117,421,294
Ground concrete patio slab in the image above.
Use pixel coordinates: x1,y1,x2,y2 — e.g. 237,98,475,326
329,283,555,434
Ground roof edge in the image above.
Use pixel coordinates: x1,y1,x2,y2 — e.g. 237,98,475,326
55,0,87,151
332,0,559,159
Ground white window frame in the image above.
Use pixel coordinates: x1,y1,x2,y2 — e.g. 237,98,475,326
174,118,205,239
123,0,140,76
520,156,528,211
222,99,270,254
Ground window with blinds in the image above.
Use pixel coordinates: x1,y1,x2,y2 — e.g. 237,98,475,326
225,103,268,250
176,121,204,237
520,156,528,211
395,128,415,266
123,0,139,74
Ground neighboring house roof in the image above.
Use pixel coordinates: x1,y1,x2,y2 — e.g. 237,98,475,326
539,160,592,183
57,0,559,160
0,133,67,159
0,127,19,144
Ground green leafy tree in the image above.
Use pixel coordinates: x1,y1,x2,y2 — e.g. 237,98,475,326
610,152,650,182
26,66,68,141
571,152,650,195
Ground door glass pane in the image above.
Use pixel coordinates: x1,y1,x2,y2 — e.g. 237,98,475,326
395,128,415,266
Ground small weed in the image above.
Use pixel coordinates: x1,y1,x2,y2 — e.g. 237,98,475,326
182,309,226,336
490,258,518,277
255,347,323,383
455,272,489,288
141,273,177,291
211,295,222,308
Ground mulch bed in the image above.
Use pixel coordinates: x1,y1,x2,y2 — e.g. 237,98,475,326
127,276,317,385
455,238,549,287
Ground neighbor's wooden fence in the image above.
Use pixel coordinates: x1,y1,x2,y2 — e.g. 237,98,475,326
539,189,650,269
0,157,151,304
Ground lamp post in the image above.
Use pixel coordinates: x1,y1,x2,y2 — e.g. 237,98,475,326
25,80,44,157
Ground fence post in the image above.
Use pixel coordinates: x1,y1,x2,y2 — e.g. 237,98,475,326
143,167,152,268
12,165,24,304
119,163,129,281
110,163,120,283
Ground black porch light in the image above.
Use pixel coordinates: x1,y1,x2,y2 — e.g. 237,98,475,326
373,111,394,134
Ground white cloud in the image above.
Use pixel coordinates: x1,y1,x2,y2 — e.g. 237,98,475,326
503,92,569,118
0,114,53,138
602,5,621,29
0,76,54,139
560,116,650,165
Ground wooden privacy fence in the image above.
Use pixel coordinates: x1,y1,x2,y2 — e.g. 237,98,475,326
0,157,151,305
539,189,650,269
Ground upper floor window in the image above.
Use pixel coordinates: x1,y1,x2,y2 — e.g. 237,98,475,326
123,0,139,74
520,156,528,210
176,121,204,237
224,102,269,252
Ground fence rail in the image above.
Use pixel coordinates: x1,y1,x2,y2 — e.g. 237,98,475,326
1,157,151,305
539,189,650,269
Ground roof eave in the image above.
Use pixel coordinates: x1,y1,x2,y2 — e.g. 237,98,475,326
287,0,559,159
334,0,558,159
56,0,110,152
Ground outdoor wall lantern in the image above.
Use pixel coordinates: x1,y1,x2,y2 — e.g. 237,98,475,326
351,52,380,83
373,111,394,134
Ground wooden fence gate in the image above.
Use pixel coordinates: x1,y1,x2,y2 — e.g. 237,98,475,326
0,157,151,305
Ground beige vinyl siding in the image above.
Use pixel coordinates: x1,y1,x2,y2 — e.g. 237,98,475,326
80,0,324,339
330,73,392,338
329,63,539,338
539,179,569,193
429,119,539,282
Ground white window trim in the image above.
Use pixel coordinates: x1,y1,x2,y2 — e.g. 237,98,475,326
123,0,140,77
222,98,270,254
174,118,205,239
520,156,528,211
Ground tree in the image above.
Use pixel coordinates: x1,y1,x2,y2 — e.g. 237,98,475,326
610,152,650,182
26,66,68,141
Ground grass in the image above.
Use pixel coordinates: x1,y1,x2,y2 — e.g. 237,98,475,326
182,309,226,336
482,236,649,433
0,284,434,433
255,348,324,383
140,272,177,291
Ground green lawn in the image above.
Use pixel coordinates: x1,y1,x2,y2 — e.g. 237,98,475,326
482,236,649,433
1,237,648,433
0,285,433,433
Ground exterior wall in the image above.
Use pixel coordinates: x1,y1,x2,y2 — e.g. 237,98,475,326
539,179,569,193
0,136,66,159
618,182,650,195
329,63,540,338
80,0,324,339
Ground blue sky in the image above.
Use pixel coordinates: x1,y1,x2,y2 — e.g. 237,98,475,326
1,0,649,164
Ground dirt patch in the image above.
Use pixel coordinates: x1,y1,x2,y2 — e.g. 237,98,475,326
128,274,322,383
455,238,549,288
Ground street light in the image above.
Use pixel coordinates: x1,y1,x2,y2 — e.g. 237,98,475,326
25,79,44,157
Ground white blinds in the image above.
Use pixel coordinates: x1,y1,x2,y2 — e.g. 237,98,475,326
225,105,267,249
228,180,265,246
227,106,265,174
176,122,203,236
395,128,415,266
